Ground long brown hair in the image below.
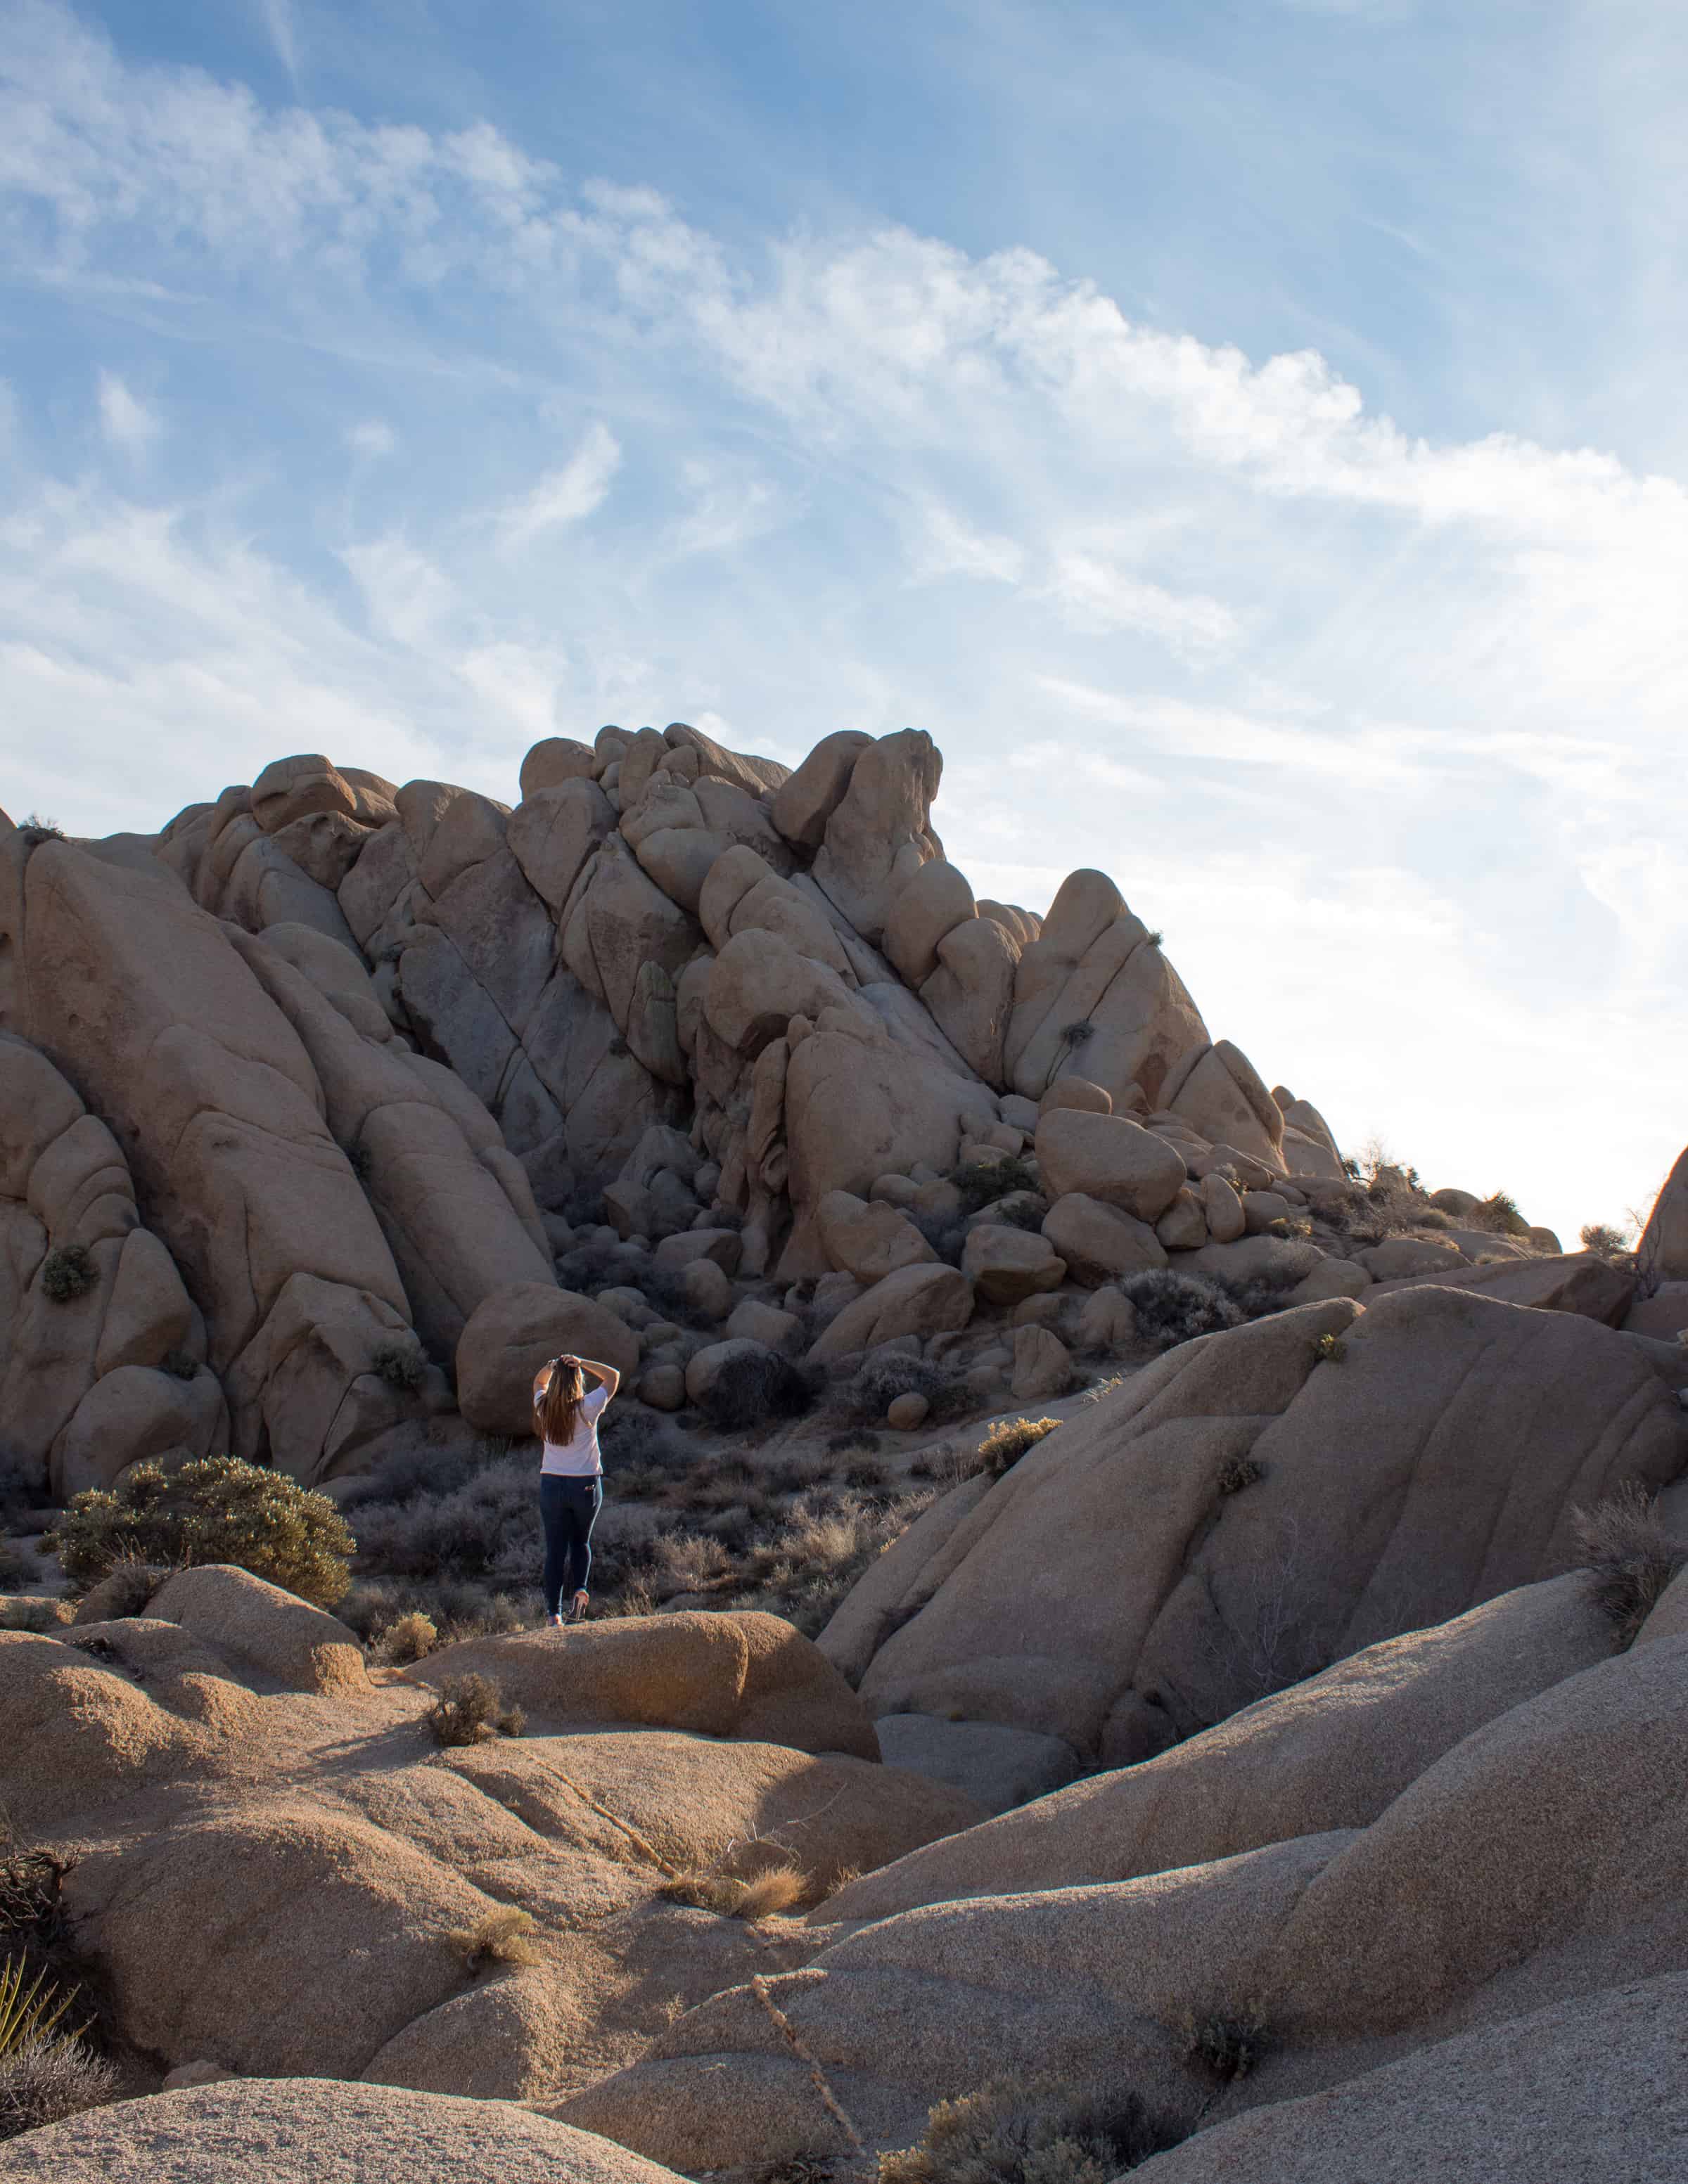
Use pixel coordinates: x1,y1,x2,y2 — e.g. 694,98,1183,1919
535,1355,586,1446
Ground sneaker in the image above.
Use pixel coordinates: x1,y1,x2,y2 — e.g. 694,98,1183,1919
568,1591,590,1624
547,1613,564,1629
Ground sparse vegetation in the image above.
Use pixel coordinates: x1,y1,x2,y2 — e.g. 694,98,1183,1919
39,1245,97,1304
1580,1222,1632,1261
845,1354,968,1426
0,2034,120,2139
376,1609,437,1664
972,1416,1060,1479
445,1905,542,1972
16,814,67,850
1312,1332,1346,1363
1573,1483,1687,1650
949,1157,1041,1214
1471,1190,1530,1238
371,1338,427,1393
1117,1270,1245,1350
1059,1021,1095,1049
160,1347,200,1382
0,1842,120,2138
346,1141,373,1184
49,1456,356,1608
659,1861,809,1921
878,2072,1179,2184
1217,1454,1265,1496
425,1671,525,1747
1179,2006,1267,2083
696,1350,820,1432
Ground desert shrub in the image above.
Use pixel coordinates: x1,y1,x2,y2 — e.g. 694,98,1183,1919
445,1906,541,1971
376,1610,437,1664
1144,928,1164,948
563,1185,607,1227
1312,1332,1346,1363
912,1213,971,1266
0,1456,39,1529
720,1489,936,1636
949,1157,1040,1214
338,1575,532,1647
1573,1483,1687,1650
16,815,66,849
1415,1207,1452,1231
1117,1271,1245,1351
371,1339,426,1393
974,1416,1060,1479
0,2034,119,2139
49,1456,354,1608
660,1862,808,1920
1220,1273,1300,1322
1179,2008,1267,2082
845,1354,968,1426
75,1553,167,1620
346,1141,373,1184
38,1246,96,1304
160,1347,200,1382
1216,1454,1265,1496
0,1599,70,1633
1472,1190,1530,1238
997,1195,1050,1233
826,1429,881,1457
1580,1222,1632,1260
696,1351,821,1432
0,1541,30,1589
879,2071,1178,2184
426,1672,525,1747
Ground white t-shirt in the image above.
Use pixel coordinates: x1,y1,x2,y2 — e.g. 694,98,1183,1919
539,1385,610,1477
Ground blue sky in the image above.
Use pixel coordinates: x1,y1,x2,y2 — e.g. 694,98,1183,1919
3,0,1686,1245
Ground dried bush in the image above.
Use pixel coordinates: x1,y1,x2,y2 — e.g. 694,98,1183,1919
338,1575,531,1647
1580,1222,1632,1261
0,1599,71,1633
912,1213,972,1266
878,2071,1178,2184
696,1351,821,1432
39,1245,96,1304
0,1541,30,1589
1573,1483,1687,1650
74,1553,167,1621
1312,1332,1346,1363
426,1672,525,1747
371,1339,426,1393
376,1610,437,1664
160,1347,200,1382
1472,1190,1530,1238
0,2035,119,2140
1179,2007,1267,2082
845,1354,968,1426
1117,1271,1245,1351
949,1157,1040,1214
1216,1454,1265,1496
996,1195,1050,1233
16,815,66,848
973,1417,1060,1479
50,1456,354,1608
445,1905,542,1972
718,1489,935,1637
0,1456,39,1528
659,1861,808,1920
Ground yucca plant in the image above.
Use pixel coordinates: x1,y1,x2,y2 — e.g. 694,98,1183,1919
0,1957,78,2056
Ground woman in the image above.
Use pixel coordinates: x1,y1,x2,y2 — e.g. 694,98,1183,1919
532,1351,620,1627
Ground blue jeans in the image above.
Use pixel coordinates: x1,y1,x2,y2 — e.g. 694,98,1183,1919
540,1475,602,1616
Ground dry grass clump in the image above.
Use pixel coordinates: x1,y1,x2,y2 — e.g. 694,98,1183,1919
425,1672,525,1747
445,1905,542,1972
970,1417,1060,1481
49,1456,355,1608
697,1350,821,1432
845,1354,969,1426
1580,1221,1632,1260
0,1842,122,2137
660,1860,810,1921
1573,1483,1687,1650
1471,1190,1530,1238
0,1598,72,1633
1179,2007,1267,2083
878,2073,1179,2184
1117,1271,1245,1351
948,1157,1041,1214
38,1245,97,1304
1312,1332,1347,1363
0,2034,120,2139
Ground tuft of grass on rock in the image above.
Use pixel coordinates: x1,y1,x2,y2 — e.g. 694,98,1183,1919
371,1338,427,1393
426,1672,525,1747
659,1861,809,1922
1178,2007,1267,2083
1216,1455,1266,1497
1573,1483,1687,1650
376,1610,438,1664
948,1157,1041,1215
878,2072,1179,2184
445,1905,542,1972
972,1416,1060,1480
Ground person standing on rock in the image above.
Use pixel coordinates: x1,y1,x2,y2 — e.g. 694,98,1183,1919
532,1352,620,1627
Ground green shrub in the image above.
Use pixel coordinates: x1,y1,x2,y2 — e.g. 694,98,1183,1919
1473,1190,1530,1238
949,1157,1040,1214
1117,1270,1244,1350
39,1246,96,1304
50,1456,355,1607
1179,2007,1267,2082
1312,1332,1346,1363
16,815,66,851
879,2072,1178,2184
371,1338,426,1393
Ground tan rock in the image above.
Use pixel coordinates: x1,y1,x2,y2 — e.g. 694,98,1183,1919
769,728,872,848
810,728,942,943
1075,1285,1137,1349
507,779,615,913
1155,1187,1208,1251
518,736,600,797
1168,1038,1286,1172
883,859,976,987
808,1263,975,1361
456,1284,639,1436
1042,1192,1166,1285
1011,1323,1072,1401
249,754,361,834
961,1225,1066,1305
1368,1251,1637,1325
724,1298,803,1351
1037,1074,1113,1116
886,1391,930,1430
1359,1235,1471,1279
1289,1257,1374,1304
1199,1170,1246,1243
1035,1107,1187,1222
680,1259,732,1321
703,928,855,1055
637,1361,686,1411
815,1190,938,1283
919,913,1021,1083
148,1565,369,1697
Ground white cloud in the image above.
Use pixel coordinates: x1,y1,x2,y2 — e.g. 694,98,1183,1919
96,371,158,450
345,418,395,458
495,422,621,552
906,501,1026,586
1041,553,1239,650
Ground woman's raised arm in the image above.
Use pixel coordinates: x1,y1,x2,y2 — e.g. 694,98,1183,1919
576,1356,621,1399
